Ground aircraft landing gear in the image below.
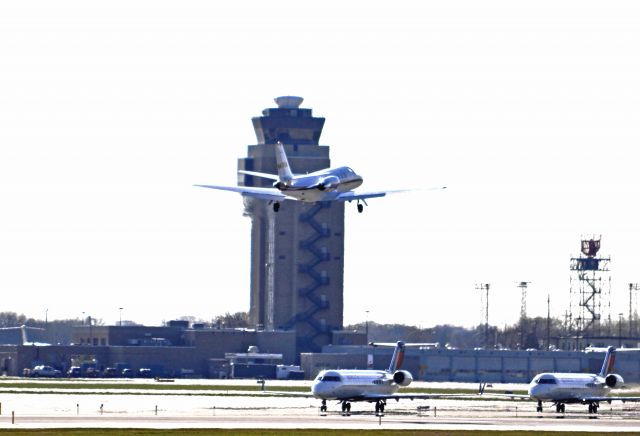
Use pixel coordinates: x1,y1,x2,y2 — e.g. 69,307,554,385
536,401,543,412
357,203,364,213
320,399,327,413
375,400,385,414
555,403,565,413
341,401,351,414
588,402,599,414
273,202,280,212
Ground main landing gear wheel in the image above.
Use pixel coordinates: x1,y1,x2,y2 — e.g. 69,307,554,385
273,202,280,212
341,402,351,414
555,403,565,413
375,401,385,414
320,400,327,413
588,403,598,414
357,203,364,213
536,401,543,412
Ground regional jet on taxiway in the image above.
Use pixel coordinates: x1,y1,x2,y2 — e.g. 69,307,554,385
195,142,444,213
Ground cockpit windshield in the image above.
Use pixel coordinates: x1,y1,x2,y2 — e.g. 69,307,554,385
536,376,557,385
319,375,342,382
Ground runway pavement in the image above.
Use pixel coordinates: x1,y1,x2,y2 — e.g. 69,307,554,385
2,380,640,431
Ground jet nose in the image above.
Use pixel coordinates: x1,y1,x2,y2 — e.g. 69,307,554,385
528,384,539,399
311,381,322,397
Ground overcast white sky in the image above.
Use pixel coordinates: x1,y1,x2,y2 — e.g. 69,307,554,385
1,1,640,329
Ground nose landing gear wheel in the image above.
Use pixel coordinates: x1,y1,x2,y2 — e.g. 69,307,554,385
357,203,364,213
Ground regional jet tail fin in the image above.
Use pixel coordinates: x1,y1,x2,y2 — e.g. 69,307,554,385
599,346,616,377
274,141,294,183
370,341,440,373
369,341,406,373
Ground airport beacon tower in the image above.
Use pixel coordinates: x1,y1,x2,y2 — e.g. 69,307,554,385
238,96,344,354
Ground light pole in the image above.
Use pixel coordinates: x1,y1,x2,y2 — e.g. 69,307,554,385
119,307,123,327
619,313,624,347
365,310,370,342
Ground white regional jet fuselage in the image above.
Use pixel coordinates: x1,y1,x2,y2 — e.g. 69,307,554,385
312,369,401,401
528,373,609,402
525,346,637,414
310,341,427,414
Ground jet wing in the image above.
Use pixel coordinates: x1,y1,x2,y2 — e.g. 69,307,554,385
336,392,481,403
194,184,289,202
579,395,640,403
335,191,396,201
336,187,445,202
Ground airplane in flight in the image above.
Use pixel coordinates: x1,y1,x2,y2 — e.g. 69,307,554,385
311,341,465,414
195,142,444,213
526,346,640,414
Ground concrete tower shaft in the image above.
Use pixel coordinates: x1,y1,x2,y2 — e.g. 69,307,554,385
238,97,344,355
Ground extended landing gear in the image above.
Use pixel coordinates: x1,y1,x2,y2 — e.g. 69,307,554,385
537,401,543,412
555,403,565,413
355,199,367,213
341,401,351,414
375,400,385,414
273,202,280,212
588,402,599,414
320,399,327,413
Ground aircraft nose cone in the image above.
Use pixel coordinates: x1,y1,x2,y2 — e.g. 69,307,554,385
528,385,539,398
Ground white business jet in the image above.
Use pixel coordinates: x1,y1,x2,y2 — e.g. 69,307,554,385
195,142,442,213
528,346,640,414
311,341,460,414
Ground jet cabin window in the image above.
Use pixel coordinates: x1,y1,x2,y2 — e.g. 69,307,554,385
320,375,342,382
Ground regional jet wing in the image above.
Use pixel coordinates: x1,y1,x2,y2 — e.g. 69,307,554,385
337,392,482,403
580,395,640,403
194,184,289,202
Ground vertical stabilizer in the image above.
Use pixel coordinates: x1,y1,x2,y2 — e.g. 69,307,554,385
387,341,406,372
274,142,294,183
599,346,616,377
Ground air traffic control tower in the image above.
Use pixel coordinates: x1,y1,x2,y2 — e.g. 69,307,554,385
238,96,344,355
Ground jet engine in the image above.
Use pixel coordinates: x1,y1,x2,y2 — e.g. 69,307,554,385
605,373,624,388
317,176,340,191
393,370,413,387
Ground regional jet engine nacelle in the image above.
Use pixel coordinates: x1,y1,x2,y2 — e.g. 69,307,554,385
393,370,413,386
605,373,624,388
317,176,340,191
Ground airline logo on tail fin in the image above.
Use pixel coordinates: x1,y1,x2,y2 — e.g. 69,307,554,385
274,141,294,183
387,341,406,372
599,346,617,377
